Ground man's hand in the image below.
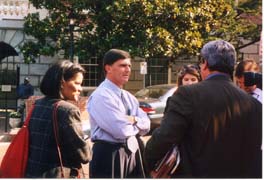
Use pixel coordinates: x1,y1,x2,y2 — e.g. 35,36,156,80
126,115,137,124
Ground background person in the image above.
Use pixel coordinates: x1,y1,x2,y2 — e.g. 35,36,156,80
25,60,91,178
163,64,202,115
87,49,150,178
17,77,34,121
177,64,202,86
235,59,262,103
17,77,34,99
145,40,262,178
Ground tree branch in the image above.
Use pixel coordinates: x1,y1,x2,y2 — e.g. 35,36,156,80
237,38,260,50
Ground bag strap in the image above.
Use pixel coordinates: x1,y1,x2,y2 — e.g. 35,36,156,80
52,101,65,178
23,104,35,127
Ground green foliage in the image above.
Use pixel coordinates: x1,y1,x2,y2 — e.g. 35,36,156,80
21,0,261,64
9,111,22,118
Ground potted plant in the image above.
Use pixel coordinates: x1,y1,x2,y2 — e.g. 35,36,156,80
9,111,22,128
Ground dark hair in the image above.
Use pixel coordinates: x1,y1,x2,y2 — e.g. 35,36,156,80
200,40,236,76
103,49,131,72
40,60,85,98
177,64,201,86
235,59,260,78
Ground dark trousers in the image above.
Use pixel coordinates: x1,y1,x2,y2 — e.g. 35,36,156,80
90,141,145,178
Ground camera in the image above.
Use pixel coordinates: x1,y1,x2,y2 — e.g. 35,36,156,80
244,72,262,89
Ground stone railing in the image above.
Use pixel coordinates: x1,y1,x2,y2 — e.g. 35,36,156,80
0,0,29,19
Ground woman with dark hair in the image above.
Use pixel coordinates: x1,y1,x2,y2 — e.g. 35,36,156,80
25,60,91,178
177,64,201,86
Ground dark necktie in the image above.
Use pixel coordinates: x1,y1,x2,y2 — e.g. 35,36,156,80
121,92,130,115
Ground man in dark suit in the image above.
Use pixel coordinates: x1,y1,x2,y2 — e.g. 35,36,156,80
145,40,262,178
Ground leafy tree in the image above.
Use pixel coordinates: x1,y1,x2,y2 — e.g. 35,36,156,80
21,0,261,64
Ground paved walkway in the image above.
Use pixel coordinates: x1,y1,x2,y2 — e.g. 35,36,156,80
0,142,10,163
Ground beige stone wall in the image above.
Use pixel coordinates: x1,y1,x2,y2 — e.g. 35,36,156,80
239,40,261,62
124,61,145,94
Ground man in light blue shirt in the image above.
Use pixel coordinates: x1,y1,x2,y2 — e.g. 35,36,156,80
87,49,150,178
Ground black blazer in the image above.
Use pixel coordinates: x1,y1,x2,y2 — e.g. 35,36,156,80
145,74,262,178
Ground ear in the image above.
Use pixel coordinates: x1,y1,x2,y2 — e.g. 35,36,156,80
60,80,65,89
105,64,111,74
201,60,209,71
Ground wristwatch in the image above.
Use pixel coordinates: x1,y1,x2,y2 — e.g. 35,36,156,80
133,116,138,125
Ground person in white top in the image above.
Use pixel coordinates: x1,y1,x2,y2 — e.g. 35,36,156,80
177,64,202,86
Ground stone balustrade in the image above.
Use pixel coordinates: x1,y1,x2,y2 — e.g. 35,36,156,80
0,0,29,19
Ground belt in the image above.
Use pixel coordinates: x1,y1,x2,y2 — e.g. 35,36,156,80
93,139,127,147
